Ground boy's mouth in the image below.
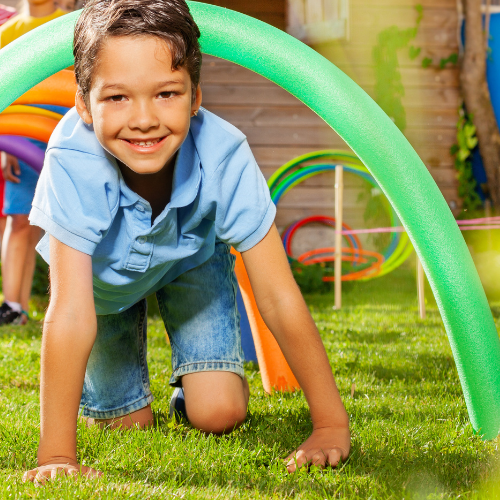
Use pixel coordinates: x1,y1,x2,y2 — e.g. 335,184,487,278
126,137,164,148
121,136,168,153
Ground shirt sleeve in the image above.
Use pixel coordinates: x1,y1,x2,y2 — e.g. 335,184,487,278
214,138,276,252
29,147,120,260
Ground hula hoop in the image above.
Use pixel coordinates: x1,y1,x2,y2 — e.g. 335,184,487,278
270,151,413,278
0,135,44,173
298,247,384,281
282,216,364,266
0,4,498,438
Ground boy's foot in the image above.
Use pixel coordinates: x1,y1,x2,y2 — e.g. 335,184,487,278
169,387,187,420
0,302,21,325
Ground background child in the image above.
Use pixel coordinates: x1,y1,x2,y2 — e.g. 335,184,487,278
0,0,65,325
22,0,350,482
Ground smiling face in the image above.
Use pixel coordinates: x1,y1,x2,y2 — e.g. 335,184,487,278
76,35,202,176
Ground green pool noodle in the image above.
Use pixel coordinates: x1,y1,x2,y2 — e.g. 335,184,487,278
0,3,499,438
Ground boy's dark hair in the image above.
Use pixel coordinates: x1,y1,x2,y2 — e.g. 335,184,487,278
74,0,202,106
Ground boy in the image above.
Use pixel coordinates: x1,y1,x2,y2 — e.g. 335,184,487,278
0,0,65,325
23,0,350,482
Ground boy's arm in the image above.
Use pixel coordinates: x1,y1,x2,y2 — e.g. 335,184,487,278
23,236,101,483
1,152,21,183
241,223,350,472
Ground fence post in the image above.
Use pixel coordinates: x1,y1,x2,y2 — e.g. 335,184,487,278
335,165,343,310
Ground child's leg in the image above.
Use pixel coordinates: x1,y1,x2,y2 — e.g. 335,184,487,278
19,223,42,311
182,371,249,434
157,240,247,434
2,160,42,313
1,215,32,304
83,405,153,429
79,298,155,429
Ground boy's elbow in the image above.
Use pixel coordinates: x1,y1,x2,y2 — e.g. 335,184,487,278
44,303,97,343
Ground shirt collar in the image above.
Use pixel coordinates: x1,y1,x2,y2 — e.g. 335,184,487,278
169,130,201,208
116,130,201,210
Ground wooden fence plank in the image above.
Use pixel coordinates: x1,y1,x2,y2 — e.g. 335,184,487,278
229,124,456,148
250,145,455,170
317,45,460,67
202,84,460,108
204,105,458,129
202,61,459,90
204,0,285,15
350,0,456,7
354,7,458,28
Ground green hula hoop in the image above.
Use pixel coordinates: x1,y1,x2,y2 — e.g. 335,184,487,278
0,3,499,438
269,152,412,279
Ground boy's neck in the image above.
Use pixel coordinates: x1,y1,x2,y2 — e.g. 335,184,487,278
28,1,57,18
118,155,177,224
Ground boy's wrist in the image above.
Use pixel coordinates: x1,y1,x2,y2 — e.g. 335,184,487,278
37,455,79,468
37,440,77,467
310,405,349,430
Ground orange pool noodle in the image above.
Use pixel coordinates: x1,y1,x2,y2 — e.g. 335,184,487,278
231,248,299,393
13,69,76,108
0,113,58,142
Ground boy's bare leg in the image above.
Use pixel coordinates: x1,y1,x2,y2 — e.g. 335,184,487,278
82,405,154,429
81,372,249,433
182,371,249,434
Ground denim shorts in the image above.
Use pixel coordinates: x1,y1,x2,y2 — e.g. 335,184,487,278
80,241,245,419
4,160,39,215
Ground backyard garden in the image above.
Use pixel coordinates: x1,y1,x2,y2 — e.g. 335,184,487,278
0,263,499,499
1,0,500,498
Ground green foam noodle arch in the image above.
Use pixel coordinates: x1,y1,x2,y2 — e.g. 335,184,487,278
0,2,499,438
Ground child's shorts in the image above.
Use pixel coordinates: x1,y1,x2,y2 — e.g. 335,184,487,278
79,240,245,419
3,159,40,216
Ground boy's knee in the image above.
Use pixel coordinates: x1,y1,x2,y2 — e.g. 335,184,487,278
187,395,247,434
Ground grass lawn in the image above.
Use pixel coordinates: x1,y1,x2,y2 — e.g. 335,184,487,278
0,267,499,499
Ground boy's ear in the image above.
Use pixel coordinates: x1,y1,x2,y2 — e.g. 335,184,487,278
75,90,93,125
191,84,202,117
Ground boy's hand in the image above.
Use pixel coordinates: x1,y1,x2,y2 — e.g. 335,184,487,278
285,425,351,473
1,152,21,183
22,459,101,485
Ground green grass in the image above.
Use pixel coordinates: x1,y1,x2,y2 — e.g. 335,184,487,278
0,268,500,499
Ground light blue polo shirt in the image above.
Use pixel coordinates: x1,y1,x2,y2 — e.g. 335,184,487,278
29,107,276,315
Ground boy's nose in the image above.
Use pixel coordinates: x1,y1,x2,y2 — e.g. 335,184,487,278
129,100,160,132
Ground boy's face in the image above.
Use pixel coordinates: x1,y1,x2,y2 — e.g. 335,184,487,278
76,36,202,176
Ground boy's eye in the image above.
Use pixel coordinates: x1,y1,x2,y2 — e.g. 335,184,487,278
158,92,176,99
107,95,126,102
